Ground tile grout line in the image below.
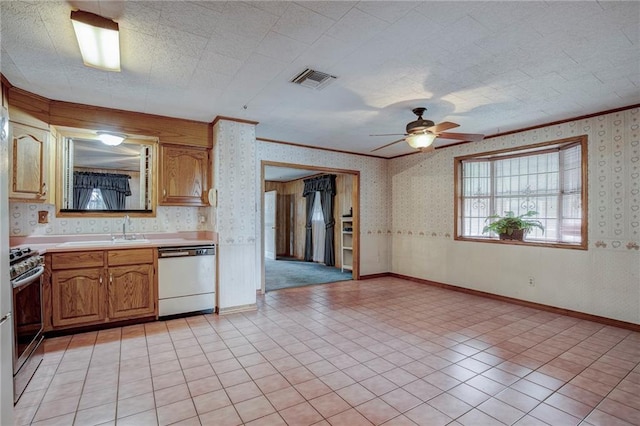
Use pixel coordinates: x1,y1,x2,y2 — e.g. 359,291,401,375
20,279,640,426
26,336,72,425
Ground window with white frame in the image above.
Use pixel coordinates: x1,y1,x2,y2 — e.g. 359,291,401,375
86,188,107,210
455,136,587,248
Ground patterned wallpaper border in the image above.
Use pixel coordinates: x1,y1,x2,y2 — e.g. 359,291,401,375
389,230,638,252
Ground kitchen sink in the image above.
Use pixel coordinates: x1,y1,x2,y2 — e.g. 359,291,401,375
58,240,109,247
58,239,150,247
112,238,150,244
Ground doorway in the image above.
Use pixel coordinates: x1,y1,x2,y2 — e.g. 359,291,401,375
261,162,359,293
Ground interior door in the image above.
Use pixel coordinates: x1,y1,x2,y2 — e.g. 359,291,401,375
264,190,276,260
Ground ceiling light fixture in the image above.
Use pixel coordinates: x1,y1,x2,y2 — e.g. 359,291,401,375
97,131,126,146
405,132,437,149
71,10,121,72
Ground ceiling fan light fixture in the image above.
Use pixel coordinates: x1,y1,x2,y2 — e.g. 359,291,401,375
97,131,126,146
71,10,121,72
406,132,436,149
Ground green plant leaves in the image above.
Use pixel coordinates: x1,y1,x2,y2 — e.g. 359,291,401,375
482,210,545,236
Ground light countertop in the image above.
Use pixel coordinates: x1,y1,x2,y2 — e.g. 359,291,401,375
10,231,217,253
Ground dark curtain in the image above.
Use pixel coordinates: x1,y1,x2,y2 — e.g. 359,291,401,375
320,189,335,266
302,175,336,265
303,193,315,261
73,172,132,210
73,186,93,210
101,189,128,210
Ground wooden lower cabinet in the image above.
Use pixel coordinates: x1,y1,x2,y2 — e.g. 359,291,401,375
48,249,157,330
51,267,104,328
108,264,155,320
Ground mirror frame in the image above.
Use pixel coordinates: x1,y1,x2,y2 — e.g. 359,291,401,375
54,126,158,218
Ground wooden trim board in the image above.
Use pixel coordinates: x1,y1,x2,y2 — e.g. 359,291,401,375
218,303,258,315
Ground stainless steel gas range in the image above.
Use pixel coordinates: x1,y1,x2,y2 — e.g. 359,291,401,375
10,247,45,403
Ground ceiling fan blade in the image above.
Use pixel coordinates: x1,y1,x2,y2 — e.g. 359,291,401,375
371,138,405,152
369,133,406,137
419,145,436,154
427,121,459,133
437,132,484,142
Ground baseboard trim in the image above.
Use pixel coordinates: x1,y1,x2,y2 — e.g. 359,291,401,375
389,273,640,332
359,273,391,280
218,303,258,316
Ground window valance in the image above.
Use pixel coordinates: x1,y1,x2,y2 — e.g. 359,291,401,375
302,174,336,196
73,171,132,196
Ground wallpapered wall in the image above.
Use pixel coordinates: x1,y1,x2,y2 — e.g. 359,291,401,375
214,122,257,246
11,109,637,321
8,202,210,236
257,140,391,276
389,108,639,324
213,119,259,310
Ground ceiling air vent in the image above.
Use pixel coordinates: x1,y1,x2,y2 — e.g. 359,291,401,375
290,68,336,90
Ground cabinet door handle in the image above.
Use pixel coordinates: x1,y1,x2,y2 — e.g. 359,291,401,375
37,182,47,197
99,275,103,285
109,273,113,283
163,189,166,198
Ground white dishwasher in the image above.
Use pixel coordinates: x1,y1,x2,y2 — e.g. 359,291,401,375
158,245,216,318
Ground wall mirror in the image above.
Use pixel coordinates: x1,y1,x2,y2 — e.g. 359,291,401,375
56,127,157,216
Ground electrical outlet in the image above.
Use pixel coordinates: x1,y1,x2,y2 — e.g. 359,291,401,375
528,277,535,287
38,210,49,224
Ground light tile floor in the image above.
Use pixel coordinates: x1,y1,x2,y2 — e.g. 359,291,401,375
14,277,640,425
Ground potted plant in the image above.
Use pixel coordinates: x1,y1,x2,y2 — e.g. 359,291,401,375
482,210,544,241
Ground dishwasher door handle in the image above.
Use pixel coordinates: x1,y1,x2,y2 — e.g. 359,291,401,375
158,251,192,258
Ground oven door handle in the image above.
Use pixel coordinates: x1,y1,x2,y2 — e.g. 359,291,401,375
12,265,45,289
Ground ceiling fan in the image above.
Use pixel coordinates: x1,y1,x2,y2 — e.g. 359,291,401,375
370,107,484,153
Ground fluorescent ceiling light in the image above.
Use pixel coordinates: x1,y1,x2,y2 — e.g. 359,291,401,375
71,10,121,72
97,131,126,146
406,132,437,149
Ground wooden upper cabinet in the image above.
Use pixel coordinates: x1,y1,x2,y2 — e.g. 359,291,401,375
9,122,50,202
160,144,210,206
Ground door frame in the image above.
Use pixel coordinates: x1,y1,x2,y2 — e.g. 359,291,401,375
260,161,360,294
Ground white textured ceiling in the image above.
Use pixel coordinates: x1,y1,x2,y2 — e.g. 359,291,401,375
1,1,638,158
73,139,143,172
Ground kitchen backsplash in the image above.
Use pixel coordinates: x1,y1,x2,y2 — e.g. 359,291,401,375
9,202,212,236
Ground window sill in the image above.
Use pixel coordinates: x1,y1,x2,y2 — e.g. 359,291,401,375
454,236,587,250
